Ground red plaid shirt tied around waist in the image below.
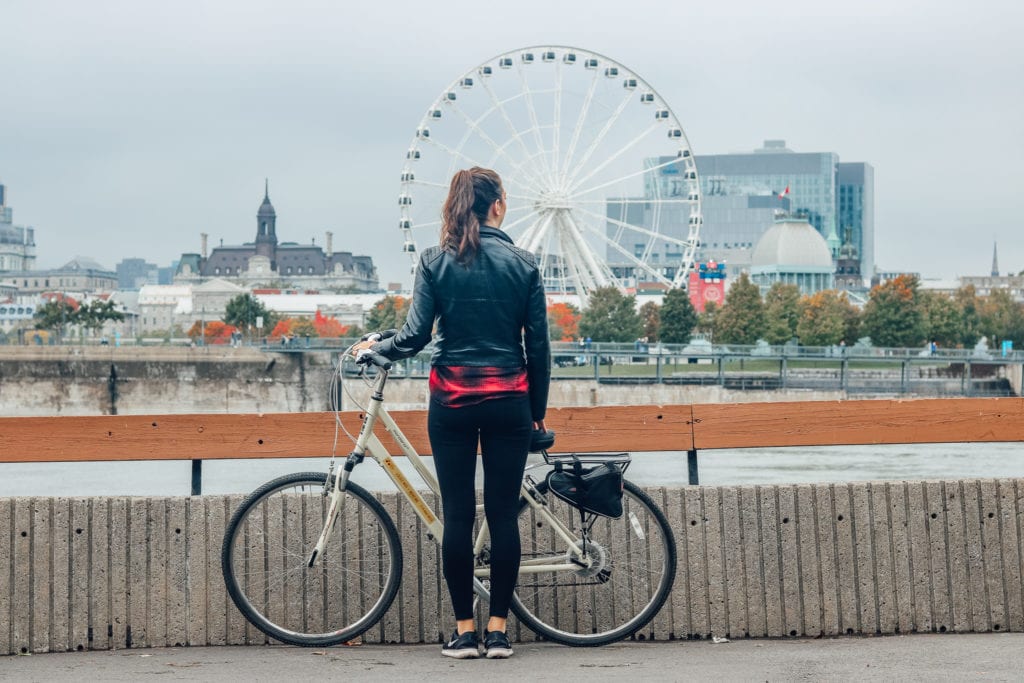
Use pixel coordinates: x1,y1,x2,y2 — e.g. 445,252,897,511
428,366,529,408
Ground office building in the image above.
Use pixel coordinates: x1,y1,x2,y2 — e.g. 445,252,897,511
117,258,160,290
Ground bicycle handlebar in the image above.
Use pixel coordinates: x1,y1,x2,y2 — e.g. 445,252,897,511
355,348,393,371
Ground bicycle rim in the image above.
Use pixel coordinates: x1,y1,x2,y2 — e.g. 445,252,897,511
511,480,676,646
221,472,403,647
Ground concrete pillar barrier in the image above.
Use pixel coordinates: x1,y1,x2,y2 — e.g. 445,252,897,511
2,479,1023,655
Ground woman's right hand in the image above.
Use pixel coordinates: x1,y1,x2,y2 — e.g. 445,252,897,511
533,419,547,433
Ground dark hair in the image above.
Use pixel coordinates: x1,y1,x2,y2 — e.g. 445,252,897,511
440,167,503,264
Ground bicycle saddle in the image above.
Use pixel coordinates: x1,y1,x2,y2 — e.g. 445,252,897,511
530,428,556,452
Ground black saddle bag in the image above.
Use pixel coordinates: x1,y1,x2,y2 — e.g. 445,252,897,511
545,457,626,519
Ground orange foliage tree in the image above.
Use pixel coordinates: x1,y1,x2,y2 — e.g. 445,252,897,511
186,320,237,344
314,310,349,338
547,302,580,341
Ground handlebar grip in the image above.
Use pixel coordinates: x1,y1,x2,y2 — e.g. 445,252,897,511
360,329,399,343
355,349,393,371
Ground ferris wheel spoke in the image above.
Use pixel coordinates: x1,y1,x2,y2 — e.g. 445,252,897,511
571,198,696,206
557,211,616,289
446,100,550,196
559,64,601,184
568,212,674,287
479,77,552,185
515,65,558,188
408,178,451,190
570,153,691,199
418,136,497,178
552,58,563,187
572,204,697,249
521,210,556,254
562,87,635,189
566,121,661,194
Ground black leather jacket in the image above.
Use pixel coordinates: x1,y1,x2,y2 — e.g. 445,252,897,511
373,225,551,420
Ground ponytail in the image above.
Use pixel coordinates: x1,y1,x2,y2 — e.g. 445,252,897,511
440,167,502,264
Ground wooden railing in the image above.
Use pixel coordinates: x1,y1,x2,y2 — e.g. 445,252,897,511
2,397,1023,493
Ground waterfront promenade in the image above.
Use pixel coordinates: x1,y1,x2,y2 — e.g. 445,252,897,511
5,634,1024,681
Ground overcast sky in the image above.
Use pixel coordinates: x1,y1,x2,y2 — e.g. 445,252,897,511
1,0,1021,287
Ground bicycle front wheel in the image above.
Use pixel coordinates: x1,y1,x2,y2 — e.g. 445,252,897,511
511,479,676,646
221,472,402,647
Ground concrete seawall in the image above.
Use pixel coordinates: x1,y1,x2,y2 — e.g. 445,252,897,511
3,478,1022,655
0,347,846,416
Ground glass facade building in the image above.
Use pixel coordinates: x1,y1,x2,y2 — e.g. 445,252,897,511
837,162,875,283
607,141,874,288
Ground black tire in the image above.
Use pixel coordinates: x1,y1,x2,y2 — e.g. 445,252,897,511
221,472,402,647
510,479,676,646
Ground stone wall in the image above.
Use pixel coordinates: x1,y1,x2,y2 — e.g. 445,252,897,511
0,347,845,416
2,479,1022,654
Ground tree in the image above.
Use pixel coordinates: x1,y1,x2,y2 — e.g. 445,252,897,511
33,297,79,333
762,283,801,344
365,295,410,332
953,285,983,348
313,310,349,338
714,272,766,345
639,301,660,342
77,299,125,334
547,302,580,341
696,300,718,339
290,317,318,338
919,290,962,348
796,291,848,346
861,275,925,348
979,289,1024,347
577,287,642,343
224,294,277,338
187,320,237,344
659,289,698,344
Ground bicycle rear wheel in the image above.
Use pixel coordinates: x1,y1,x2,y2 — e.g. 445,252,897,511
511,479,676,646
221,472,402,647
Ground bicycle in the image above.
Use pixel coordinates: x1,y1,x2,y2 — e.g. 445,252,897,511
221,335,676,647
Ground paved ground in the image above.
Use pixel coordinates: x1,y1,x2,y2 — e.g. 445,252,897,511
3,633,1023,681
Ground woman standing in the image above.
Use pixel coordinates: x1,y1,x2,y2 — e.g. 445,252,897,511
357,167,550,659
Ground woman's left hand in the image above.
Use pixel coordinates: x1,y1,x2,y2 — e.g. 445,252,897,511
350,340,377,356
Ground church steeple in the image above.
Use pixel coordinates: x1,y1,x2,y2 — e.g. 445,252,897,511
992,241,999,277
255,179,278,260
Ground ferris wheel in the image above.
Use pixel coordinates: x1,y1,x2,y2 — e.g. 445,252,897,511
398,46,702,298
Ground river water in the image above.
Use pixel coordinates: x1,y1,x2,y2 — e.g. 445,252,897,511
2,442,1023,497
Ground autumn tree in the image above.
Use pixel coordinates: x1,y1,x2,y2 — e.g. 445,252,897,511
796,290,849,346
365,295,410,332
290,317,318,338
639,301,660,342
861,274,925,347
659,288,698,344
547,302,581,341
578,287,642,343
187,320,237,344
714,272,766,345
313,310,349,338
762,283,801,344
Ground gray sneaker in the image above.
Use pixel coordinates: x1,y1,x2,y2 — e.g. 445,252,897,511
442,630,481,659
483,630,513,659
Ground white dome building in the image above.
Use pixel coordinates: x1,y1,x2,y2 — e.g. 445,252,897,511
749,217,835,295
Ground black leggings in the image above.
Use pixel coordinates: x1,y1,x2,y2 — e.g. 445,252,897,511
428,394,532,621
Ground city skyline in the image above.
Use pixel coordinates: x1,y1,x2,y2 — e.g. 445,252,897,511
1,0,1021,288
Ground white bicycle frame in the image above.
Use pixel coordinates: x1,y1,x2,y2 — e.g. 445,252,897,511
309,364,591,598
